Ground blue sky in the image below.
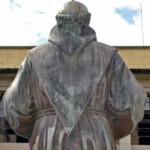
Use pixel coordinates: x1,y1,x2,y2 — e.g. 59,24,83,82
0,0,149,46
115,7,140,25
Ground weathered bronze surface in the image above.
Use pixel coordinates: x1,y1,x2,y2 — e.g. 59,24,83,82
3,1,147,150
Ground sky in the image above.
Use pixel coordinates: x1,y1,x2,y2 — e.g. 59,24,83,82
0,0,149,46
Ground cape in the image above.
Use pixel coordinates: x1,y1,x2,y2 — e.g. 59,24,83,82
29,23,116,134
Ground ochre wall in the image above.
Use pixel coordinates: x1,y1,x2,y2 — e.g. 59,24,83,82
118,47,150,69
0,47,32,68
0,46,150,93
0,46,150,69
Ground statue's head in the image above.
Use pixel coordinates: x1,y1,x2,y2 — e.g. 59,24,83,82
56,0,91,25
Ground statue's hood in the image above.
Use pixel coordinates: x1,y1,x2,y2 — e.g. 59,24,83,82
48,23,97,55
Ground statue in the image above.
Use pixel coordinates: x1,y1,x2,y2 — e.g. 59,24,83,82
3,1,147,150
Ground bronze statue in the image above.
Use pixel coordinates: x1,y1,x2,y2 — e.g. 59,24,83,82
3,1,147,150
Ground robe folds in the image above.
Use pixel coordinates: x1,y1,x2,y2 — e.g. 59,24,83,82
3,23,147,150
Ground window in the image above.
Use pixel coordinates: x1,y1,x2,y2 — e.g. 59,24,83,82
131,95,150,145
138,96,150,145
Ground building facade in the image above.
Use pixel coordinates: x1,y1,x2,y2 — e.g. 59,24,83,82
0,46,150,150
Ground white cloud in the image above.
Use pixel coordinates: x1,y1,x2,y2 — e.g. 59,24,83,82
0,0,149,46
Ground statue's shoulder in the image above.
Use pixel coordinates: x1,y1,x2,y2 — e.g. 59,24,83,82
28,42,57,61
92,41,117,61
94,41,117,53
29,42,54,55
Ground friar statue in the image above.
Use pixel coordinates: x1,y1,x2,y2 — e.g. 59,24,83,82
3,1,147,150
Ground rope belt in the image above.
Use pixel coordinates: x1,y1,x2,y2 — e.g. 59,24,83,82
35,107,107,121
